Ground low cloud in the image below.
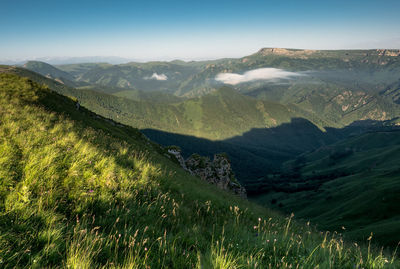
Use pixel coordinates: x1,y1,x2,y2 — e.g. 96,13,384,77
215,68,302,85
144,73,168,81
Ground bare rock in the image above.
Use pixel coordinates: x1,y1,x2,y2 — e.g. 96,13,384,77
185,153,247,198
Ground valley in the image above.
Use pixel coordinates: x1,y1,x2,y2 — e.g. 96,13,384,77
1,48,400,267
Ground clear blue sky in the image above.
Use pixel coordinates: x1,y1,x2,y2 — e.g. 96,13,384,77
1,0,400,61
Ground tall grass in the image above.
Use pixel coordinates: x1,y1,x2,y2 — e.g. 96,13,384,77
0,72,398,268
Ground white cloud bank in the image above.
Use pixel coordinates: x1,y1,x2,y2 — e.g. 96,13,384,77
144,73,168,80
215,68,302,85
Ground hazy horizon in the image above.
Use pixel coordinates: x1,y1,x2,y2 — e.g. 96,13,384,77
3,46,400,65
1,0,400,63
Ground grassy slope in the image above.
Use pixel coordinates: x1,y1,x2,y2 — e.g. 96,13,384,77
253,130,400,247
0,71,398,268
23,61,79,87
5,67,324,182
23,61,76,81
8,66,396,184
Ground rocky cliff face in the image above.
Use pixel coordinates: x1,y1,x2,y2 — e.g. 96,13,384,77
376,49,400,57
257,48,317,58
167,149,247,198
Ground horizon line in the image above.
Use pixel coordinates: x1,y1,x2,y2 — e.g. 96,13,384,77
1,47,400,65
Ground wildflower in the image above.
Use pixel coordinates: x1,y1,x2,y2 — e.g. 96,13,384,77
258,217,261,221
341,226,346,230
253,226,257,229
88,189,94,193
144,247,148,251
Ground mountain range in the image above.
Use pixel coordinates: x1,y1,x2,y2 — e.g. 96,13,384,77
1,65,399,268
3,47,400,253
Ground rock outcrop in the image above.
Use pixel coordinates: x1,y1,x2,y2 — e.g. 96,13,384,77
167,148,187,170
167,149,247,198
257,48,317,58
376,49,400,57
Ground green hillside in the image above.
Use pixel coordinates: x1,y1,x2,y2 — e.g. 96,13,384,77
252,130,400,247
76,61,203,93
23,50,400,130
56,62,112,78
23,61,79,87
1,66,340,182
2,70,399,268
8,65,400,184
75,85,183,103
26,49,400,100
170,48,400,97
112,89,183,103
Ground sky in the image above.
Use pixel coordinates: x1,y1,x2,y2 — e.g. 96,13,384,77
1,0,400,62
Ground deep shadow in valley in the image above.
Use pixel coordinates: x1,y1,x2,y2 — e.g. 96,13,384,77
142,117,398,188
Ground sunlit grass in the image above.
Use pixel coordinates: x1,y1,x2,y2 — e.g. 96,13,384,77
0,72,398,268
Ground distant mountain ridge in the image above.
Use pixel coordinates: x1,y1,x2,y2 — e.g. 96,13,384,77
22,48,400,99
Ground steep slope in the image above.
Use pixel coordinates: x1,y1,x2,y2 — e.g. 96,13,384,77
381,79,400,105
253,82,400,126
2,71,398,267
7,66,395,184
23,61,79,86
252,129,400,246
1,66,339,182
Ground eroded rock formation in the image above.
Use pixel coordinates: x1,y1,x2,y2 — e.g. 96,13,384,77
167,148,247,198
